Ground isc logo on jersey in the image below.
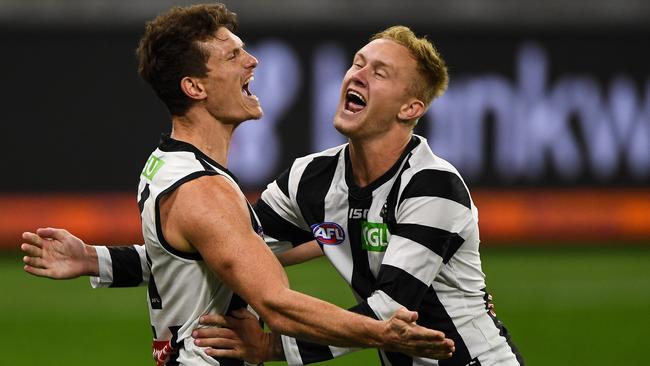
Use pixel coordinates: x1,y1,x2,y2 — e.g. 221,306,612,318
311,222,345,245
361,221,390,252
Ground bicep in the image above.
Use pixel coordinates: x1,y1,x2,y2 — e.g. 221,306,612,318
171,177,290,305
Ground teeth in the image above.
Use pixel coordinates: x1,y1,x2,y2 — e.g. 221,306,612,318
347,90,366,104
242,75,254,96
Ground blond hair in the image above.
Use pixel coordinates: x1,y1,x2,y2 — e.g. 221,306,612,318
371,26,448,106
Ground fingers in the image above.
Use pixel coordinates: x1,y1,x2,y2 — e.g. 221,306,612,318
22,232,44,248
35,227,70,241
194,335,238,349
24,265,52,278
193,327,236,342
199,314,228,327
204,348,240,359
407,337,454,359
393,307,418,323
23,254,46,269
21,243,43,258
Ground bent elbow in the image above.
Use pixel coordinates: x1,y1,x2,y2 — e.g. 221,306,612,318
252,290,295,334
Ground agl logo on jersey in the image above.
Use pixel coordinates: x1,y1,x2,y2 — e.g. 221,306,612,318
311,222,345,245
361,221,390,252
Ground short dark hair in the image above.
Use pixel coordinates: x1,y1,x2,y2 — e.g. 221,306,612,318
136,3,238,116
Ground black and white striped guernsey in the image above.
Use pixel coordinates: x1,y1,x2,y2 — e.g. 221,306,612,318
256,134,523,366
91,134,523,366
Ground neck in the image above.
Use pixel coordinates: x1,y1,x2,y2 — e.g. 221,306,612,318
170,108,236,167
348,130,413,188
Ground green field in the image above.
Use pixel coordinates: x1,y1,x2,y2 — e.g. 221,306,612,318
2,247,649,365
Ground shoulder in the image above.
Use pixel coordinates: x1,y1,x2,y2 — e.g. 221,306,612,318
271,143,346,197
400,136,471,209
166,174,248,226
292,143,346,175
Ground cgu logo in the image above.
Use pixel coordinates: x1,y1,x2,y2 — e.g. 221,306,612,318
311,222,345,245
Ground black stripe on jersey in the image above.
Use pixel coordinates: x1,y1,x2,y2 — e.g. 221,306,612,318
392,223,464,264
418,287,473,366
246,202,263,237
195,154,216,172
398,169,471,209
254,199,314,245
146,252,163,309
275,167,291,198
375,264,428,310
482,289,525,365
166,325,182,366
108,246,144,287
154,171,220,261
380,349,413,366
349,301,379,319
138,183,150,215
347,193,376,299
296,340,334,364
296,152,341,225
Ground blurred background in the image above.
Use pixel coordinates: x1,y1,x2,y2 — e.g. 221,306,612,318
1,0,649,365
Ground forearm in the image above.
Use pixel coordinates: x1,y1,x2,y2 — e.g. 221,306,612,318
258,288,387,349
275,241,322,267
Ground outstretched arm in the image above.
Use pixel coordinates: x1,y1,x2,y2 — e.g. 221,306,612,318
163,175,454,360
21,228,99,278
21,229,149,287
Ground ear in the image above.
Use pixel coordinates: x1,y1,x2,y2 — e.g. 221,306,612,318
397,99,426,122
180,76,207,101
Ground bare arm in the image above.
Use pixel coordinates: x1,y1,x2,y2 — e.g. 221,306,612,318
275,240,323,266
163,175,453,356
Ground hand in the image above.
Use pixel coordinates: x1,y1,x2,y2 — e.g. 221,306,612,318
383,308,455,359
193,309,282,363
21,227,99,279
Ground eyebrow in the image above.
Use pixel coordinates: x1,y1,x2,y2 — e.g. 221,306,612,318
354,52,394,71
226,43,244,58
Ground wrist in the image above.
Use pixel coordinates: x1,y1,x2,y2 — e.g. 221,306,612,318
83,244,99,276
266,332,285,361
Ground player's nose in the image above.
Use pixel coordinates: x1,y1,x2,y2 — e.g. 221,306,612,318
243,50,258,69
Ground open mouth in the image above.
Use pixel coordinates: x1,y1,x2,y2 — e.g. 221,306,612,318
242,75,254,97
344,89,367,113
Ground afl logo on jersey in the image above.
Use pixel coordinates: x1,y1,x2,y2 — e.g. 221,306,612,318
311,222,345,245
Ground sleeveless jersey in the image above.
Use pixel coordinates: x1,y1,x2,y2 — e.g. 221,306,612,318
137,134,262,365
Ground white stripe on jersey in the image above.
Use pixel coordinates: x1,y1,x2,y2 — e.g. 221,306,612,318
398,196,474,235
381,234,443,286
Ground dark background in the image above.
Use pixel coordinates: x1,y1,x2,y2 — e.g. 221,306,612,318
2,26,649,192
